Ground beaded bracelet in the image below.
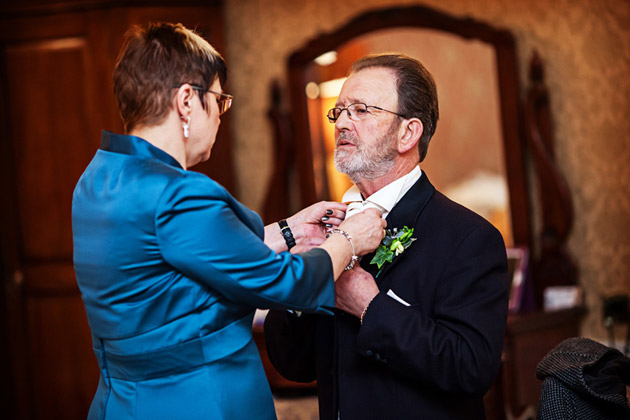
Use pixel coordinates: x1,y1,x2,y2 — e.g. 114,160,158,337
360,295,375,325
328,228,358,271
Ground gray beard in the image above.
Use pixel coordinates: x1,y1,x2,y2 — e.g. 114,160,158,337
333,130,397,184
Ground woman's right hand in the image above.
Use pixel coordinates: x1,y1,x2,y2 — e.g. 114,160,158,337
338,208,386,256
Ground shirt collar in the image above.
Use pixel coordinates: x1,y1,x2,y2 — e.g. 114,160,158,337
99,130,182,169
342,165,422,217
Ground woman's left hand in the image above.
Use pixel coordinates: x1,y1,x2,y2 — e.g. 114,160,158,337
287,201,347,253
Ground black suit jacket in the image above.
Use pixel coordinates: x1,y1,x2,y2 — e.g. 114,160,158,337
264,174,510,419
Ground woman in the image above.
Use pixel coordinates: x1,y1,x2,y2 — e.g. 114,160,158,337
72,22,385,420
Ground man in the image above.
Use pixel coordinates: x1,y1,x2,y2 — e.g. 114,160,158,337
264,54,510,419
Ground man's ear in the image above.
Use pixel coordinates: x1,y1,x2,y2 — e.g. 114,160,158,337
175,84,195,119
397,118,423,154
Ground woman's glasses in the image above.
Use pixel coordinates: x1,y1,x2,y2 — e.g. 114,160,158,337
173,84,233,115
190,85,233,115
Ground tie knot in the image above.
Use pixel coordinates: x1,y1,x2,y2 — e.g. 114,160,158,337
345,201,384,219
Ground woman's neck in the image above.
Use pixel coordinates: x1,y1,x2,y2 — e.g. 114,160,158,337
129,118,187,169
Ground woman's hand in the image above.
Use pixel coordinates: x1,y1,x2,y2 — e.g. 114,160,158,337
287,201,347,253
317,208,385,279
338,208,386,256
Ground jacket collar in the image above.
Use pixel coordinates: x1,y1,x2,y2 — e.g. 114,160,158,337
100,130,182,169
361,173,435,281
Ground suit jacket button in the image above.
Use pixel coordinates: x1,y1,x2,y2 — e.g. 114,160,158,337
366,349,373,357
374,353,381,361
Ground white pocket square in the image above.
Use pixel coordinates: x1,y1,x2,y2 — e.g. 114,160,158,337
387,289,411,306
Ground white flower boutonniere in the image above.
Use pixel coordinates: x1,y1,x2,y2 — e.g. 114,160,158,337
370,226,416,278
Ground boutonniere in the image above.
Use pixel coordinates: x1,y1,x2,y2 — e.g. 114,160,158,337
370,226,417,278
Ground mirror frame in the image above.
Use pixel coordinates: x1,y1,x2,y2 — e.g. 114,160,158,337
287,5,532,250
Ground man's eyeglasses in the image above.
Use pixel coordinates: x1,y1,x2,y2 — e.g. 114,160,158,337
173,84,233,115
327,103,405,123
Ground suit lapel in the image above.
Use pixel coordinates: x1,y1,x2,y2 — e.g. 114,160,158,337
360,174,435,283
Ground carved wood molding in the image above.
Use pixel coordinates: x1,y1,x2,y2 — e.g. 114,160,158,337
262,81,294,224
524,51,578,305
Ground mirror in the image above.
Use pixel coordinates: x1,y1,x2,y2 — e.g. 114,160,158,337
304,27,512,244
286,5,532,250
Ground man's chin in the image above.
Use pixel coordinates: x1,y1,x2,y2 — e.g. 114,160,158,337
334,160,360,180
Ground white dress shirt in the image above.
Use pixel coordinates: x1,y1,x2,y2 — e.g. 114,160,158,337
342,165,422,220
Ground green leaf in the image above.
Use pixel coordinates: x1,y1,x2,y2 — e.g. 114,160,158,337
370,245,394,269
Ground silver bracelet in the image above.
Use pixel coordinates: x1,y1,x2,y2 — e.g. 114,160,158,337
329,228,358,271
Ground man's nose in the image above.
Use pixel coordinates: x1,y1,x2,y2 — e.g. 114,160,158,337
334,109,352,130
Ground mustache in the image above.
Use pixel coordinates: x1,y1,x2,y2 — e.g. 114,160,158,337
336,131,358,145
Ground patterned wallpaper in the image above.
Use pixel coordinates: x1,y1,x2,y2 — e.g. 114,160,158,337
222,0,630,341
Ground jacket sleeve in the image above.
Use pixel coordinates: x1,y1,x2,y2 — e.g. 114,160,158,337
155,172,334,314
355,224,510,395
263,310,318,383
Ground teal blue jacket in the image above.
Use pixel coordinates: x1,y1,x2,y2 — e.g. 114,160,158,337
72,131,334,420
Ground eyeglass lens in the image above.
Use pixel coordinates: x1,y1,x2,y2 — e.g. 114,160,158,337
212,92,232,115
217,97,230,114
327,104,368,122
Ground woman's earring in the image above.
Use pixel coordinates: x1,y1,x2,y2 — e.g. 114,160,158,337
182,116,191,139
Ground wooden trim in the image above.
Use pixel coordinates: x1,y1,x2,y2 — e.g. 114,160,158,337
0,39,31,420
506,306,586,335
524,52,578,305
0,0,223,18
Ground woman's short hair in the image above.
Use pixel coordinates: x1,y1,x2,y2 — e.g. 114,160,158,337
350,54,439,162
113,22,227,132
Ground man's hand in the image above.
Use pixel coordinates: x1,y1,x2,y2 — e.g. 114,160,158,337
335,266,379,319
